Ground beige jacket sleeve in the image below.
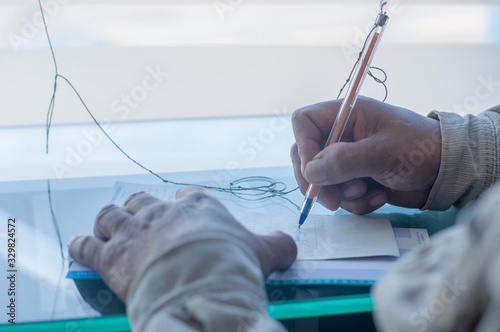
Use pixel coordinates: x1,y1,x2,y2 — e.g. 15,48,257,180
126,235,286,332
422,105,500,210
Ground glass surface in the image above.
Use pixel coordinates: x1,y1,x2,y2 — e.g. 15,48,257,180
0,166,458,329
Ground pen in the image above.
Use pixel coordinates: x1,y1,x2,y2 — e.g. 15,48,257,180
298,13,389,228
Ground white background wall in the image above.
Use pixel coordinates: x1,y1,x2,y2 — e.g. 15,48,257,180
2,0,500,126
1,0,500,181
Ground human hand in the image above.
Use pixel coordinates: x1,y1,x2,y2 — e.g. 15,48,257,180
68,186,297,302
291,96,441,214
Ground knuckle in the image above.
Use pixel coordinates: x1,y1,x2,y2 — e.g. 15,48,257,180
76,236,101,268
96,204,118,220
79,236,95,255
177,185,209,198
291,108,303,123
357,95,369,103
96,208,130,235
111,216,131,234
291,106,310,125
144,202,170,221
185,194,217,212
68,237,81,260
184,189,212,202
93,224,109,241
124,191,148,206
100,235,131,268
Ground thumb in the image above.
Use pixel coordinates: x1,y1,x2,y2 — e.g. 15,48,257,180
255,231,297,278
304,138,387,186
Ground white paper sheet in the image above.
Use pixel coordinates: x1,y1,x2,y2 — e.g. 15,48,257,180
268,228,429,284
233,212,399,260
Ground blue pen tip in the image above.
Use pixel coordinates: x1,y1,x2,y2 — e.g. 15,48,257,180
298,197,314,227
298,213,307,226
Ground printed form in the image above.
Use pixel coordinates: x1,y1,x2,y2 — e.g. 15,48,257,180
233,212,399,260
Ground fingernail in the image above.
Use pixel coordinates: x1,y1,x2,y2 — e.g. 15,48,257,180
370,194,386,207
343,183,362,199
67,235,78,247
305,159,327,183
67,235,83,247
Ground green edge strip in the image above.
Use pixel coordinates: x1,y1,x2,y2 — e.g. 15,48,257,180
0,314,130,332
0,294,373,331
268,294,374,320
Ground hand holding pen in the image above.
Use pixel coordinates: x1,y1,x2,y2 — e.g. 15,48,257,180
290,99,442,220
295,13,389,227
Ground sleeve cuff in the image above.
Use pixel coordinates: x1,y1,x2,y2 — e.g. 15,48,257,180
422,110,497,210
